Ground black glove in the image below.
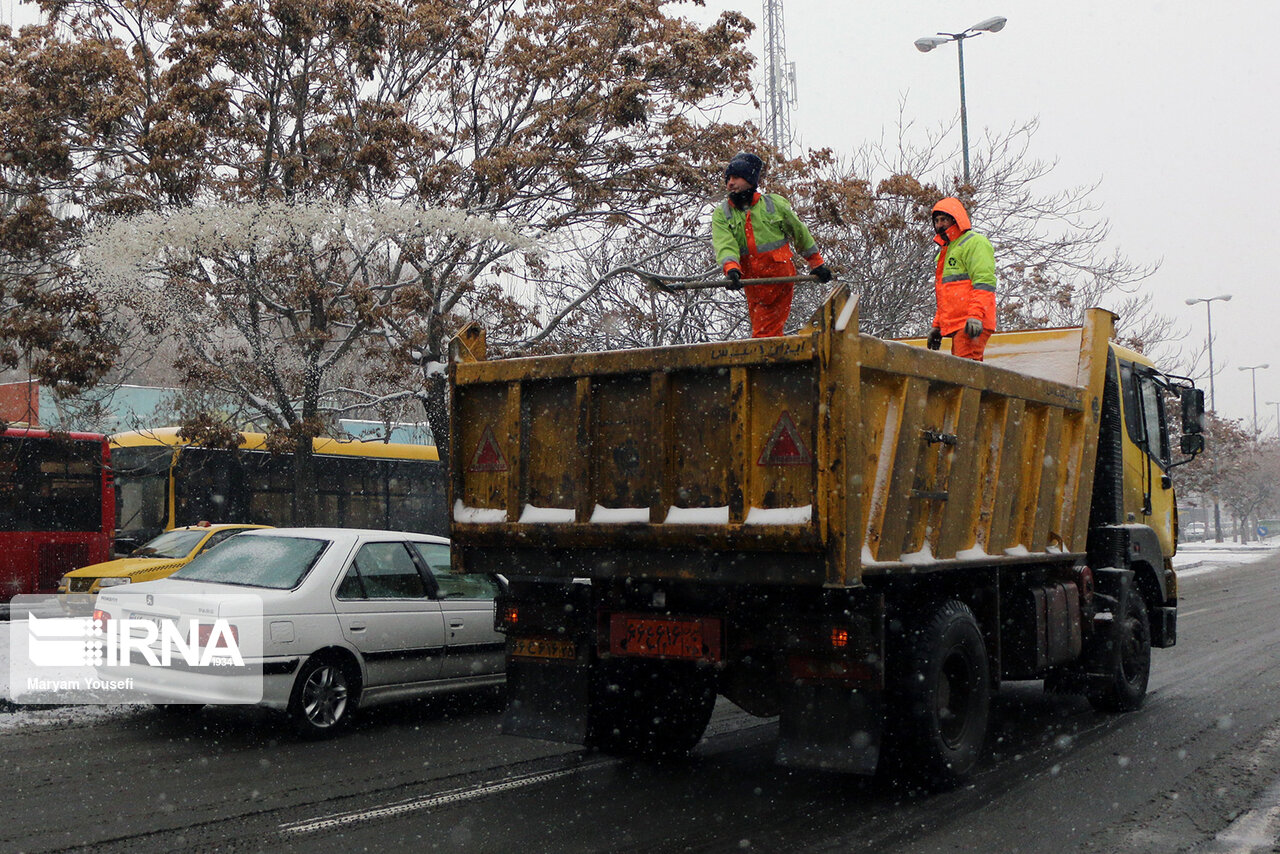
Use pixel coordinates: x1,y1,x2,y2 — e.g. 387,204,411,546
725,268,743,290
811,264,833,284
964,317,983,339
927,327,943,350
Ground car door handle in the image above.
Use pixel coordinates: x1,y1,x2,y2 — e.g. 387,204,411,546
449,621,464,628
349,622,366,632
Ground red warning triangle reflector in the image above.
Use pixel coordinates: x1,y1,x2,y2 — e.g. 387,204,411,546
757,410,812,466
468,424,508,472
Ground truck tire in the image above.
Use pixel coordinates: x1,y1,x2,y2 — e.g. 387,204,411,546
883,600,990,789
1088,590,1151,713
586,659,716,757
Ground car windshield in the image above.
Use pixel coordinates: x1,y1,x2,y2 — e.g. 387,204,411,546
130,529,207,559
172,534,329,589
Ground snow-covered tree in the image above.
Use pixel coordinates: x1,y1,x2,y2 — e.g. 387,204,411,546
85,198,533,521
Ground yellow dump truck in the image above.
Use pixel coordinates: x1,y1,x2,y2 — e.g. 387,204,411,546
449,284,1204,787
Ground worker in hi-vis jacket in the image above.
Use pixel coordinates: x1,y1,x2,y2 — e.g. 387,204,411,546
926,196,997,361
711,152,833,338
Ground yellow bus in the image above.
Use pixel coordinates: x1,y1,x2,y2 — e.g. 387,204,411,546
110,427,445,553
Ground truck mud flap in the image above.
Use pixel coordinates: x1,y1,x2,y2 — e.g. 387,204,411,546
503,659,592,745
776,685,882,775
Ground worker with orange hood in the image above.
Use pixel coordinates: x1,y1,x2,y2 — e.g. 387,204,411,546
926,197,997,360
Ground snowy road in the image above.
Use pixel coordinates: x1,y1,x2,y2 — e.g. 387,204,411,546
1,543,1278,852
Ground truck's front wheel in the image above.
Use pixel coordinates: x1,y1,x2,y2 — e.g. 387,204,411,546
1088,590,1151,713
586,659,716,757
884,600,990,789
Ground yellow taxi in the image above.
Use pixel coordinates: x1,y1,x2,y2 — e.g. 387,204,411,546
57,523,271,613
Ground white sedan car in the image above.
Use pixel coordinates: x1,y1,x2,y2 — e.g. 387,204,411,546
94,528,505,737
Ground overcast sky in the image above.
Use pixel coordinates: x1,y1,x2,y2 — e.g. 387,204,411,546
697,0,1278,429
5,0,1276,427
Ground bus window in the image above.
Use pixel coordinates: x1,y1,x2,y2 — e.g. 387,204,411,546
174,447,252,526
242,450,293,527
388,460,446,533
111,428,445,542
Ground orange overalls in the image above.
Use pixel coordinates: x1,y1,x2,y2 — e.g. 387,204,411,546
711,193,825,338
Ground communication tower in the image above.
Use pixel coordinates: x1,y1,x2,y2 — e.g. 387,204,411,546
761,0,797,156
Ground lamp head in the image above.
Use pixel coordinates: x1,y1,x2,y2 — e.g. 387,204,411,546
915,36,949,52
970,16,1007,33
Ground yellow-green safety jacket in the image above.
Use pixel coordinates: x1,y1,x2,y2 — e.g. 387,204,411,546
711,192,823,278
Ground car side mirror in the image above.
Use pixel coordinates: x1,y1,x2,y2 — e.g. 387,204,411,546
1181,433,1205,455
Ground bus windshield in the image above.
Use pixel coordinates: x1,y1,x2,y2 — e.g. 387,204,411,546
0,432,105,532
112,444,174,549
0,428,113,600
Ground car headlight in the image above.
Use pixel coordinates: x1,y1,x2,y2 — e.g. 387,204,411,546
96,577,132,589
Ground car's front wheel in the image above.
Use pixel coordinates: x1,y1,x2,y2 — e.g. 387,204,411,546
289,655,360,738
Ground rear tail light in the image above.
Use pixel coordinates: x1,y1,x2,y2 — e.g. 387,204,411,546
499,604,519,628
829,626,849,649
92,609,110,633
197,623,239,649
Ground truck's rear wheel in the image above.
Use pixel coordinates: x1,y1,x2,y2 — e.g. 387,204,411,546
586,659,716,757
1088,590,1151,712
883,600,990,789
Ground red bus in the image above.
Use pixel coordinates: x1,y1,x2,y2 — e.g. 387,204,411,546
0,427,114,604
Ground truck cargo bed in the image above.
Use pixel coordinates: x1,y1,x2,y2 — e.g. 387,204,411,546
450,286,1114,587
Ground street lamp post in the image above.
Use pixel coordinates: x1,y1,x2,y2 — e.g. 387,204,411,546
1239,364,1270,435
1185,295,1232,411
1266,400,1280,441
1186,294,1232,543
915,16,1007,186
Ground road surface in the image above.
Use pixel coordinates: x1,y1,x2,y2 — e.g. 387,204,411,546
2,545,1278,853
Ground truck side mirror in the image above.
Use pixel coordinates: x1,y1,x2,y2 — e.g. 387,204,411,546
1171,386,1206,461
1181,387,1205,434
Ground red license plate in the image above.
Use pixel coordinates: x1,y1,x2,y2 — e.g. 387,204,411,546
609,614,721,662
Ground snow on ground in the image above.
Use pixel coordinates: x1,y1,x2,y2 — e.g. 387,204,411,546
1173,538,1278,577
0,540,1275,730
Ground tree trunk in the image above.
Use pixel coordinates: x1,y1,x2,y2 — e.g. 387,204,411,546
423,373,450,475
292,437,318,527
